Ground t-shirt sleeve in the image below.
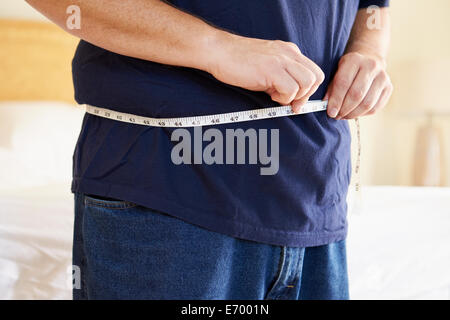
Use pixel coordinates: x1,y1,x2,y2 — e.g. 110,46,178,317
359,0,390,9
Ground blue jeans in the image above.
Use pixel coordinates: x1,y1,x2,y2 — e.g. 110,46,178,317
72,193,349,300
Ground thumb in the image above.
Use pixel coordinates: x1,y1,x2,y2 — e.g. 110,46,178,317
323,88,330,101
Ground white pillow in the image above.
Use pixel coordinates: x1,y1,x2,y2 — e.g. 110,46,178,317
0,101,85,190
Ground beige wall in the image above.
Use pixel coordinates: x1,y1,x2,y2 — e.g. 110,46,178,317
354,0,450,186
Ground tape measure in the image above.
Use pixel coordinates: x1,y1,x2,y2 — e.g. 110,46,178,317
83,100,328,128
83,100,362,214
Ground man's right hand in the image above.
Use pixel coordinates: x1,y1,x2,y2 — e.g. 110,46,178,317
206,33,325,113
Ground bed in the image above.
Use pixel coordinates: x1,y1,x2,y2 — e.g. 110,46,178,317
347,186,450,299
0,102,449,300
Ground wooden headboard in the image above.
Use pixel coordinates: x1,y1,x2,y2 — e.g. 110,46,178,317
0,19,79,103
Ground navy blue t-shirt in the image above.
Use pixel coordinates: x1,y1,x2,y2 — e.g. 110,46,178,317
72,0,389,247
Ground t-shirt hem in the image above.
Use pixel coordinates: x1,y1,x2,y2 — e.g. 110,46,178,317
71,177,348,248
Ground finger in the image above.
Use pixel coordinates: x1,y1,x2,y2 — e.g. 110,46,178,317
341,73,385,119
365,83,393,116
294,56,325,100
268,69,300,105
283,43,324,83
291,78,322,113
284,63,317,113
337,67,378,119
323,89,330,101
285,61,316,100
295,55,325,86
281,47,325,112
297,69,324,101
290,62,325,112
327,61,359,118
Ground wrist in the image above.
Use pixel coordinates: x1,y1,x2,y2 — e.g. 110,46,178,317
345,41,388,68
196,29,239,75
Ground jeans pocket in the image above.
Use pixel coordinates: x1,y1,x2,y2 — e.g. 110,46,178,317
84,194,138,210
82,194,161,243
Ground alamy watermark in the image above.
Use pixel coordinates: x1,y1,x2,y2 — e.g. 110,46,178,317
171,127,280,175
66,5,81,30
366,5,382,30
67,264,81,290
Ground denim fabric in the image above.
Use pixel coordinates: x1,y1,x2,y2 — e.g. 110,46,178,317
73,193,349,300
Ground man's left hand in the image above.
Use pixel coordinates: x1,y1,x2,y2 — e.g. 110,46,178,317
325,51,393,120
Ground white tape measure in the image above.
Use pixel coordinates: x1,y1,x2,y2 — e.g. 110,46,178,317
83,100,328,127
83,100,362,215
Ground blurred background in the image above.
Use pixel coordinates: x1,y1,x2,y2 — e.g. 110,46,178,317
0,0,449,300
362,0,450,187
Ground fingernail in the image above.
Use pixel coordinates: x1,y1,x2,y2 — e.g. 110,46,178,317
329,107,338,118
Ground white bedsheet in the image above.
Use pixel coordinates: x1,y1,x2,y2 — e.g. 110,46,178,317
0,184,74,299
0,184,449,300
347,186,450,300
